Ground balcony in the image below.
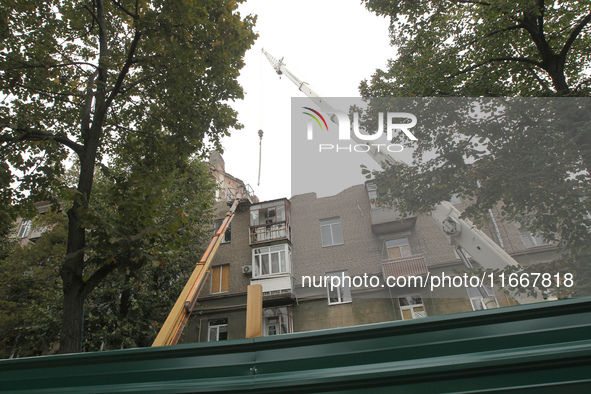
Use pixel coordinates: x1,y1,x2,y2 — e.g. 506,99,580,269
366,182,416,234
370,207,417,234
250,275,293,296
249,199,291,245
382,254,428,280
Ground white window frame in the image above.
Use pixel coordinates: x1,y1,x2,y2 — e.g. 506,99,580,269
467,286,498,311
398,294,427,320
17,219,31,238
208,318,228,342
320,217,343,247
252,244,291,278
263,307,293,336
326,270,352,305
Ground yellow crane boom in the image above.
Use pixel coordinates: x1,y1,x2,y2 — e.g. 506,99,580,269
152,188,250,347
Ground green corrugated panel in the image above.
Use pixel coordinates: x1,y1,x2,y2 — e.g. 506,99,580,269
1,298,591,393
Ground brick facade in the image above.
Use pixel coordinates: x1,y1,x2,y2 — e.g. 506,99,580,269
183,155,559,344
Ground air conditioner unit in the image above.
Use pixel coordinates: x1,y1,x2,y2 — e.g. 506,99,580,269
242,265,252,275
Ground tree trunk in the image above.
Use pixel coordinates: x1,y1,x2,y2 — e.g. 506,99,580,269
56,0,140,353
58,201,90,354
57,0,110,354
119,273,133,319
59,271,86,354
545,57,569,94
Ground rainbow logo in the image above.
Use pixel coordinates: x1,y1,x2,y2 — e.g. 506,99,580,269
302,107,329,131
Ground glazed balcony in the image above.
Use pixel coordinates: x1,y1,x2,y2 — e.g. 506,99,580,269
249,199,291,245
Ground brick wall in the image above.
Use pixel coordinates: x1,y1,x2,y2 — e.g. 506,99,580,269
290,185,383,281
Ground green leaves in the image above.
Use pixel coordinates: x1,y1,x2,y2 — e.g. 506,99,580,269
0,158,217,356
361,1,591,294
1,0,256,353
364,97,591,294
0,212,66,358
362,0,591,96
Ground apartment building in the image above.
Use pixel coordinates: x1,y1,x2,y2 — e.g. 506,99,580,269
183,155,559,343
12,201,53,247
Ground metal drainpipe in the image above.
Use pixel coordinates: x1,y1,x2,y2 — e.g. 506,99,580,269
488,209,505,249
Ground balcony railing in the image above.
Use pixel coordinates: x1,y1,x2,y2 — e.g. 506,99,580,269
250,223,290,244
225,184,255,206
251,275,293,296
382,254,428,280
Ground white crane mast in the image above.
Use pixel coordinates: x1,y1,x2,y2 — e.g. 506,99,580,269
263,49,525,306
262,49,401,168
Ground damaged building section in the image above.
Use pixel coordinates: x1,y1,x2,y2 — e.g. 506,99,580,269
180,153,561,344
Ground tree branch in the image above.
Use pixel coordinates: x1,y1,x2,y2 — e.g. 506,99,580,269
526,67,552,92
114,72,158,96
82,4,100,26
106,29,143,108
10,81,83,101
0,124,84,157
460,24,523,51
560,11,591,59
107,123,150,135
83,260,120,297
111,0,138,19
574,77,591,92
452,0,491,6
81,70,99,144
0,60,98,71
449,57,542,78
537,0,545,35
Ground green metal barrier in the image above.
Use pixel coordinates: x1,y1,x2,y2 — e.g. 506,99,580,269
2,297,591,393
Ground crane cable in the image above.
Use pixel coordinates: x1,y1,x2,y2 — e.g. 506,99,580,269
258,49,264,186
258,129,263,186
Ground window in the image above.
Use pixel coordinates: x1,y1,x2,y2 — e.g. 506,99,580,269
208,318,228,341
17,219,31,238
326,271,352,305
367,183,379,209
252,244,291,278
398,295,427,320
214,219,231,244
263,307,293,336
467,286,498,311
320,217,343,247
210,265,230,294
515,222,546,247
385,238,411,259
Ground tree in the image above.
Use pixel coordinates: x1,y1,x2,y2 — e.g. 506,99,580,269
359,1,591,293
360,0,591,96
0,0,256,353
0,159,217,357
78,159,217,351
0,212,65,358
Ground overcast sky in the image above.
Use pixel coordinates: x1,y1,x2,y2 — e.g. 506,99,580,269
219,0,394,201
